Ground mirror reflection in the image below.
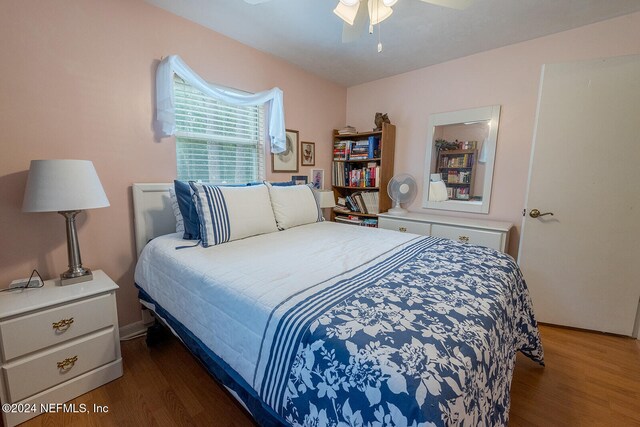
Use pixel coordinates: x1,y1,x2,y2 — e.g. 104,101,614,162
423,105,501,214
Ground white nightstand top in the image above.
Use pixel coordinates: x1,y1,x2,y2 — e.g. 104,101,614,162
0,270,118,319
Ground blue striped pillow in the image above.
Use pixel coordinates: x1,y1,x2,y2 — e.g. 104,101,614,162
189,182,278,247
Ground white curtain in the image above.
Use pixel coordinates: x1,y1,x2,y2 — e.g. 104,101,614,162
156,55,286,153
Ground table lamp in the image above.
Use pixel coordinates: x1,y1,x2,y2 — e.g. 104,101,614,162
317,190,336,221
318,190,336,209
22,160,110,286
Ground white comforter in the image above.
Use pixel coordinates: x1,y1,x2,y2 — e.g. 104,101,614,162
134,221,415,386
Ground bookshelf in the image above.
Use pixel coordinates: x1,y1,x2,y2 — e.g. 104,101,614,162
331,123,396,227
436,149,477,201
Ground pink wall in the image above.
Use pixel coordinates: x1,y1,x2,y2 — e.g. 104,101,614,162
346,12,640,257
0,0,346,327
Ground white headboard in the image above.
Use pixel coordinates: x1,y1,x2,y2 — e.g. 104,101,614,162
132,183,176,258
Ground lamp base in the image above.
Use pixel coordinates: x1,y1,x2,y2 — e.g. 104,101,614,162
60,269,93,286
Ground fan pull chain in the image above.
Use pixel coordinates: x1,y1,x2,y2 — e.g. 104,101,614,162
369,0,375,34
374,0,383,52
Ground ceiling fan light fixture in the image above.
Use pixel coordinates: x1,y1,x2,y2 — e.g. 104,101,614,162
367,0,393,26
339,0,360,6
382,0,398,6
334,2,361,25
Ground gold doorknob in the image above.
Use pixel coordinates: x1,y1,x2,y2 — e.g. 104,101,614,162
529,209,554,218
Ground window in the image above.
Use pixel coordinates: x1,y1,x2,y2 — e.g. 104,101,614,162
174,76,265,184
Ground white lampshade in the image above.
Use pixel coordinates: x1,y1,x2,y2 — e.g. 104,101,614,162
368,0,393,25
334,1,361,25
340,0,360,5
23,160,110,212
318,191,336,209
382,0,398,6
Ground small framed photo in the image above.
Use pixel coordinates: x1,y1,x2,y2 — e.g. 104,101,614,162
310,169,324,190
301,141,315,166
272,129,299,172
291,175,308,185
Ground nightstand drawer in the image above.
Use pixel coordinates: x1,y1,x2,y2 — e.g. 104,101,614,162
431,224,503,250
378,217,431,235
0,293,114,361
2,327,116,403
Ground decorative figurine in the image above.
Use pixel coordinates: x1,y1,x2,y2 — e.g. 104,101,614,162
374,113,390,131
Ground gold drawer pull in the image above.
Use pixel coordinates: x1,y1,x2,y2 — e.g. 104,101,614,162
459,235,470,243
399,227,407,232
57,355,78,371
52,317,74,332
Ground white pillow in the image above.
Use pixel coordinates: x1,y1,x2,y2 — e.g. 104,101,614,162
169,186,185,233
190,183,278,247
266,183,323,230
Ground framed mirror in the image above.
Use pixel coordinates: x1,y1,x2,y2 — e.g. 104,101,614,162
422,105,501,214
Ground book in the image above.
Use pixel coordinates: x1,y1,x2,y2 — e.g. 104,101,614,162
368,136,380,158
338,126,357,135
333,206,351,214
335,216,363,225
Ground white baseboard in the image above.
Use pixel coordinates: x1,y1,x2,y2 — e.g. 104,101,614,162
119,307,157,340
119,320,148,340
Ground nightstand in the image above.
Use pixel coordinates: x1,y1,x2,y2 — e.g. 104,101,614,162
0,270,123,426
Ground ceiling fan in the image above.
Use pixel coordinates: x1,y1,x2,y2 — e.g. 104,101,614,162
334,0,472,46
243,0,472,51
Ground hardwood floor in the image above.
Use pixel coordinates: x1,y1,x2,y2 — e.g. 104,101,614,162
20,325,640,426
510,325,640,427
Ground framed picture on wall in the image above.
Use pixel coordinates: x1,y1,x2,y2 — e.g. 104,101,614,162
272,129,299,172
301,141,315,166
291,175,308,185
310,169,324,190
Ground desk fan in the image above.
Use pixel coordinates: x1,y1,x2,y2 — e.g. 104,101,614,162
387,173,417,215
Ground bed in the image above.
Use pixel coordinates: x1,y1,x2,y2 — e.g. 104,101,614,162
132,183,544,426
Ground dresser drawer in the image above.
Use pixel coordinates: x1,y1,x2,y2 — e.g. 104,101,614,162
2,327,116,403
379,217,431,235
0,293,115,361
430,224,504,251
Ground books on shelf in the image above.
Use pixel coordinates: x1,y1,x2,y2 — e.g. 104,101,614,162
453,187,470,200
461,141,477,150
333,140,350,160
348,165,379,187
332,124,394,230
335,216,363,225
333,136,380,161
338,125,357,135
362,218,378,227
368,136,380,159
444,170,471,184
335,215,378,227
439,152,475,168
334,191,379,215
332,162,380,188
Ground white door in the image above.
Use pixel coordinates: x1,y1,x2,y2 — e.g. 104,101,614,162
519,55,640,336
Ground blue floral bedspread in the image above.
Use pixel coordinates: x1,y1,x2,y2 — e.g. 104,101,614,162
257,236,544,426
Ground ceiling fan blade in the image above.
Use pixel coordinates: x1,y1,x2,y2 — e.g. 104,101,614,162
418,0,472,10
243,0,272,4
342,3,368,43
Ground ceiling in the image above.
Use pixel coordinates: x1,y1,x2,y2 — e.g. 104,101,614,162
145,0,640,87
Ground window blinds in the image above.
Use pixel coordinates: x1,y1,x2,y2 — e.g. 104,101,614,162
174,77,265,184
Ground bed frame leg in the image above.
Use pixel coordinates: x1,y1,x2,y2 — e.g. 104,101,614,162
146,320,168,347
